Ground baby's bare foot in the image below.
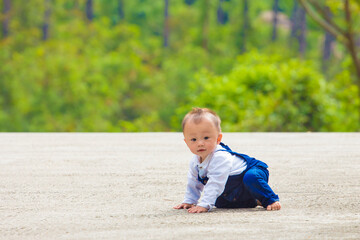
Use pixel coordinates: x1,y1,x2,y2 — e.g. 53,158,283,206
266,201,281,211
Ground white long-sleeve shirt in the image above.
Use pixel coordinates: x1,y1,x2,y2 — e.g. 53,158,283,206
183,145,247,211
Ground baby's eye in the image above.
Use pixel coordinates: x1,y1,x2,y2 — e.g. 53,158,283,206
191,138,197,142
204,136,209,140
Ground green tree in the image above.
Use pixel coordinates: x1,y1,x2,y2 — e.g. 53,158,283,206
173,51,359,131
298,0,360,113
0,0,358,132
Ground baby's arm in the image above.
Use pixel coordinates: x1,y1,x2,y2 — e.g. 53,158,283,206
174,158,203,210
196,154,231,211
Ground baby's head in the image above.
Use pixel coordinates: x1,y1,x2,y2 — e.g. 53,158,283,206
182,108,221,133
182,108,222,161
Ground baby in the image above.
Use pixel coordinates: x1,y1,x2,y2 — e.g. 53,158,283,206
173,108,281,213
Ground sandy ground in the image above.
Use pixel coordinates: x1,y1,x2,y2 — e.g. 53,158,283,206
0,133,359,239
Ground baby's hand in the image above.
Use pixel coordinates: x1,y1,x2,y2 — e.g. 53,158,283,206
173,203,194,209
188,206,208,213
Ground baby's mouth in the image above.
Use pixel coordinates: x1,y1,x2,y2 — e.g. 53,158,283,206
198,149,206,152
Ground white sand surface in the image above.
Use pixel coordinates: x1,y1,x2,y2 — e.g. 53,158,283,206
0,133,359,239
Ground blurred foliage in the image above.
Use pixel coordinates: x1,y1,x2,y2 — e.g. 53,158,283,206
0,0,359,131
172,51,359,131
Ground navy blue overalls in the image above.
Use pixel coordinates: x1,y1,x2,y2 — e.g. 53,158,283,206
198,142,279,208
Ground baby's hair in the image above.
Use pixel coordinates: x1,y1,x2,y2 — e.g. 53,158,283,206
182,107,221,132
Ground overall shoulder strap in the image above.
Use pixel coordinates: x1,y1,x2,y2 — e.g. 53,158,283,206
217,142,265,170
219,142,232,151
217,142,244,157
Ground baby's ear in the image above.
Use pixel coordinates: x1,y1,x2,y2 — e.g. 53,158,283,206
217,133,223,144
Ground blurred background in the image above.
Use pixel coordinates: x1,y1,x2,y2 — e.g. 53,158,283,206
0,0,359,132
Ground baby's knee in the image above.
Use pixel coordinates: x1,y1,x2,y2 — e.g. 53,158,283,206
243,168,268,187
244,167,269,183
243,171,258,186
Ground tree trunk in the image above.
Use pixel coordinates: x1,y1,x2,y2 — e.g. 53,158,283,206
322,31,335,69
185,0,196,5
240,0,249,53
298,7,306,57
217,0,227,25
290,1,298,40
2,0,10,38
86,0,93,21
322,7,335,71
42,0,51,41
344,0,360,99
290,1,307,56
118,0,124,20
271,0,279,42
163,0,169,47
201,0,210,50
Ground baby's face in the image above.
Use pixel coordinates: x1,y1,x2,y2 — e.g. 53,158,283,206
183,116,222,162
